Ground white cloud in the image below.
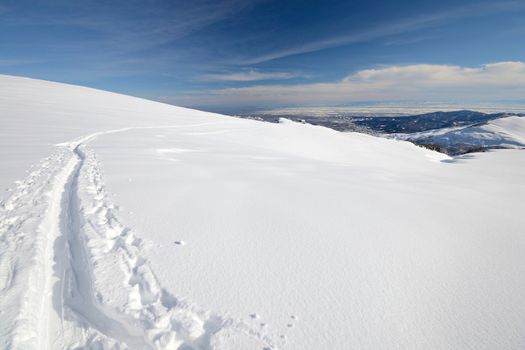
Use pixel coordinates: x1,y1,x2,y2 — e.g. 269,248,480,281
201,69,298,81
345,62,525,87
173,62,525,107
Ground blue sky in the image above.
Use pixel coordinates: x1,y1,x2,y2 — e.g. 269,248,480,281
1,0,525,113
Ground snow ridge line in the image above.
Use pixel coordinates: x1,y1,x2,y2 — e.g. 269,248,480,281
1,123,276,349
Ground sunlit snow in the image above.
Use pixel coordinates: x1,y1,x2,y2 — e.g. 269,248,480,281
1,75,525,349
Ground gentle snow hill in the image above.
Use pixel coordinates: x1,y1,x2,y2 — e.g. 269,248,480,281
0,75,227,192
485,116,525,143
397,116,525,153
1,75,525,350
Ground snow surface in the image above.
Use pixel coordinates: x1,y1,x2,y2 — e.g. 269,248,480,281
393,116,525,149
1,75,525,349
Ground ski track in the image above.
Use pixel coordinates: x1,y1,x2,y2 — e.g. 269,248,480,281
0,124,276,350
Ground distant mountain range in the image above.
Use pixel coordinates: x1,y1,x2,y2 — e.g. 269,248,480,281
240,110,525,155
351,110,511,133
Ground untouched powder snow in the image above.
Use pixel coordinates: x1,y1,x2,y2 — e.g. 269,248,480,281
1,75,525,349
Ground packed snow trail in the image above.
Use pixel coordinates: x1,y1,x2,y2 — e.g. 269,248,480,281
55,142,155,349
0,125,275,350
0,147,74,349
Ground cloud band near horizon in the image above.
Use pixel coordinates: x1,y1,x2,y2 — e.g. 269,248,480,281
170,61,525,108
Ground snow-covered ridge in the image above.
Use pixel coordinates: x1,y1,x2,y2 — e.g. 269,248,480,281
394,115,525,154
0,74,441,194
1,75,525,349
0,74,228,193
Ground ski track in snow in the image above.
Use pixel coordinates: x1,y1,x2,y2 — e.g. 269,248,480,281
0,124,276,350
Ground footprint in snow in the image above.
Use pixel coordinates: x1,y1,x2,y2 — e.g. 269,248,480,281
174,240,185,245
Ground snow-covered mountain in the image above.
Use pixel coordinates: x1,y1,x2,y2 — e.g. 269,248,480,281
398,116,525,154
241,109,525,154
1,75,525,350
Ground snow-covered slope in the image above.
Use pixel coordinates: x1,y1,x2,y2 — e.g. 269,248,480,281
1,75,525,350
486,116,525,143
0,75,230,194
398,116,525,154
456,115,525,147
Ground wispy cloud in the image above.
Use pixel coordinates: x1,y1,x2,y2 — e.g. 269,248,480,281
173,62,525,107
0,59,44,67
201,69,298,82
0,0,272,82
241,1,525,64
383,34,439,46
2,1,268,55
